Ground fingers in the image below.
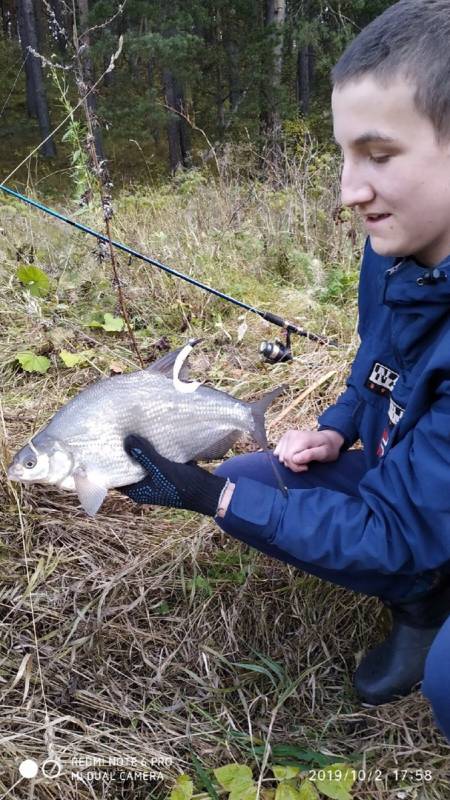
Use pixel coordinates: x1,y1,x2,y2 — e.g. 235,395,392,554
292,445,329,465
118,477,149,498
274,429,334,473
123,434,152,456
274,429,318,464
124,435,163,469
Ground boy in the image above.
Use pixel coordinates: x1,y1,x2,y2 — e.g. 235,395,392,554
120,0,450,740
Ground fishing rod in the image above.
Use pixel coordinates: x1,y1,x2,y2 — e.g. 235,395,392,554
0,183,336,361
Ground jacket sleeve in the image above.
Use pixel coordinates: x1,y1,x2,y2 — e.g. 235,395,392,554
223,382,450,576
317,382,361,448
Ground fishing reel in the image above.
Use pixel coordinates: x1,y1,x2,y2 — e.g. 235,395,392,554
259,328,293,363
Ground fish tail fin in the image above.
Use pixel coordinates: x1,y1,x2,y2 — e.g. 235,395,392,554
249,385,286,448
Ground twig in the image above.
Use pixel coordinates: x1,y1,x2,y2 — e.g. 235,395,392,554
162,102,220,176
268,369,337,429
72,15,143,368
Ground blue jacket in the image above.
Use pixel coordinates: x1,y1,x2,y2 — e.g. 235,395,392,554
224,239,450,575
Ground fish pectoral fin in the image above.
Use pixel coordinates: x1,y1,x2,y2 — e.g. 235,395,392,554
73,468,108,516
193,430,241,460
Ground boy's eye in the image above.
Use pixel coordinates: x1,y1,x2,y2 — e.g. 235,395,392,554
369,155,390,164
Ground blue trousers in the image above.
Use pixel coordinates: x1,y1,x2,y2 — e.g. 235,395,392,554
214,450,450,741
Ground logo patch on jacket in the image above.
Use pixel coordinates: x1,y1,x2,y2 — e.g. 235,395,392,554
365,361,399,395
388,397,404,426
377,427,390,458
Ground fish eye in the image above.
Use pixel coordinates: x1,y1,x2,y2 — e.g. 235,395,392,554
24,458,36,469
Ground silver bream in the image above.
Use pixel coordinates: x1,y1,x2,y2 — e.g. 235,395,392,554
7,342,283,516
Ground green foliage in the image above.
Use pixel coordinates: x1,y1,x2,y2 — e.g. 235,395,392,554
50,69,96,201
275,783,303,800
87,312,125,332
59,349,94,367
273,766,301,781
311,764,357,800
320,269,359,305
16,265,51,298
186,575,213,597
296,781,320,800
16,352,51,374
169,774,193,800
214,763,257,799
165,758,358,800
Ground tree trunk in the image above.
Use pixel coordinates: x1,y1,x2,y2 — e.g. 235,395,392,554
297,43,315,115
146,60,160,144
226,38,240,112
48,0,68,53
18,0,56,155
297,46,309,115
266,0,285,86
33,0,45,52
162,67,190,173
261,0,286,162
17,0,35,116
77,0,105,163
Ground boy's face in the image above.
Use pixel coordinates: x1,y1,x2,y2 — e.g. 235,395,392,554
332,75,450,266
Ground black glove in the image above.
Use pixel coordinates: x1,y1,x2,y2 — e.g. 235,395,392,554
120,435,228,517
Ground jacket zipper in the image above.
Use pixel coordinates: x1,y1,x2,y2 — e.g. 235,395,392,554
385,257,408,278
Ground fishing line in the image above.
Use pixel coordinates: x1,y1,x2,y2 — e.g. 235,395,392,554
1,36,123,186
0,183,335,350
0,54,28,120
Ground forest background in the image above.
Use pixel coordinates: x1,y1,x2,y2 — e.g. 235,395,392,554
1,0,393,185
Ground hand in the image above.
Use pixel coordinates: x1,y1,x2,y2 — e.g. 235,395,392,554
120,435,228,516
274,429,344,473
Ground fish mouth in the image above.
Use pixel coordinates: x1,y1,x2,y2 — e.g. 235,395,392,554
7,465,23,481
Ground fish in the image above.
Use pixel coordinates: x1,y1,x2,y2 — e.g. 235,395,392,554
7,340,284,516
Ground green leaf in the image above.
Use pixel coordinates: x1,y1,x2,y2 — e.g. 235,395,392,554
190,752,219,800
16,351,51,374
214,764,253,792
87,313,124,332
312,764,356,800
273,766,301,782
297,780,320,800
275,783,304,800
252,744,349,769
102,313,124,332
86,313,105,329
17,264,50,297
230,785,257,800
232,661,279,687
169,774,193,800
59,349,93,367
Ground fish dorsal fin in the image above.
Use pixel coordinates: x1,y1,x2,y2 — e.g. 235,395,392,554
146,338,202,383
73,467,107,516
146,346,190,380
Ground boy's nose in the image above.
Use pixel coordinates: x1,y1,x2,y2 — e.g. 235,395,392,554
340,161,375,208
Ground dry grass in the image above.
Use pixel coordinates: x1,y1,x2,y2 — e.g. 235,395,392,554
1,155,449,799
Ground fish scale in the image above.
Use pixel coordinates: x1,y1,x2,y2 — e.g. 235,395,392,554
7,343,284,516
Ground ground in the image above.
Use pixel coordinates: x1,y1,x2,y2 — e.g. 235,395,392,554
1,159,449,799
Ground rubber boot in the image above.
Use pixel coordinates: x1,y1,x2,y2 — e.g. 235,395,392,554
354,574,450,705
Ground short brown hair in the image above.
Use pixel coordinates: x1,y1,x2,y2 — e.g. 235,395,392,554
332,0,450,142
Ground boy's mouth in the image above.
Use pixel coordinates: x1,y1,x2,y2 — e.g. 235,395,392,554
364,213,391,224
